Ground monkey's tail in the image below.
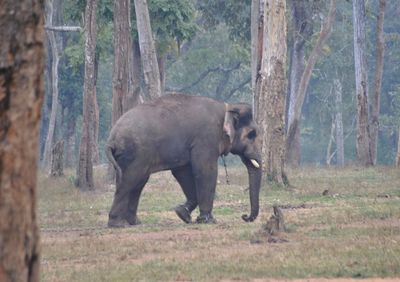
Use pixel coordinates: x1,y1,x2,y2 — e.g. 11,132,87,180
105,144,122,185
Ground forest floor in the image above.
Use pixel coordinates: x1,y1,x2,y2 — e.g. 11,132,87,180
38,165,400,281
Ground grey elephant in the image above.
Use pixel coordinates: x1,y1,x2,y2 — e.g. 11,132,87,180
106,93,262,227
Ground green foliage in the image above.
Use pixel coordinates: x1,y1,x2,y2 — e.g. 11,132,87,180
197,0,251,43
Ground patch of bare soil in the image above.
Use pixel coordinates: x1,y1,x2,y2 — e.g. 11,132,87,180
222,279,400,282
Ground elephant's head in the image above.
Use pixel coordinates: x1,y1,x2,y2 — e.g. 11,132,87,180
222,103,262,222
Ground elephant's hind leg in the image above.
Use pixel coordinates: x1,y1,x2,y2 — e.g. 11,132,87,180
172,164,198,223
108,165,149,228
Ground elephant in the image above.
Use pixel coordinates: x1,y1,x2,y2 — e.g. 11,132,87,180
105,93,262,227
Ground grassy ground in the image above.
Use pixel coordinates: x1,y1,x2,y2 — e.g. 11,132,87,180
38,166,400,281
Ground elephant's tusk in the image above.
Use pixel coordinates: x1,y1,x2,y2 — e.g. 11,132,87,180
250,159,260,169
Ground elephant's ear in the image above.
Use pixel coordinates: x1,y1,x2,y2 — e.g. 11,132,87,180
223,104,239,144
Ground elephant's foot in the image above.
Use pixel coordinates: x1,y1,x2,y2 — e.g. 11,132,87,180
107,217,130,228
108,215,140,228
175,204,192,223
196,213,216,224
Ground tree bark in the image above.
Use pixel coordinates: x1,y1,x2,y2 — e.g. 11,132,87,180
396,127,400,167
286,0,313,166
353,0,373,166
255,0,288,185
42,0,63,169
251,0,264,112
112,0,138,127
334,78,345,166
0,0,44,280
134,0,161,99
370,0,386,165
286,0,336,166
77,0,98,190
50,140,64,177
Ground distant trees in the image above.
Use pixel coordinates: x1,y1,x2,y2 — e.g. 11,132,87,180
35,0,400,183
0,0,44,279
286,0,337,166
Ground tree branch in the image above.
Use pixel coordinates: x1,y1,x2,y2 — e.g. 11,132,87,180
225,77,251,100
45,25,82,32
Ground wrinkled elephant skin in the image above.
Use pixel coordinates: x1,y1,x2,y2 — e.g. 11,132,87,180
106,93,262,227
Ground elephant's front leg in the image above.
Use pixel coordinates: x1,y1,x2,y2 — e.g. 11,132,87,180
191,150,218,223
172,164,198,223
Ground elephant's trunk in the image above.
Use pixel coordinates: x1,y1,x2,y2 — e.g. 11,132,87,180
241,157,262,222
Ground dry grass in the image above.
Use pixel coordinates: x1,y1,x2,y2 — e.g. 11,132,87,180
38,165,400,281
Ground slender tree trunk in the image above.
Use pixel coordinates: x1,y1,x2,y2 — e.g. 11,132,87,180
286,0,336,166
77,0,98,190
370,0,386,165
42,0,62,169
255,0,288,185
396,128,400,167
134,0,161,99
286,0,313,166
131,40,144,104
334,78,345,166
353,0,373,166
92,53,100,164
0,0,44,280
64,107,76,167
326,117,335,166
158,54,166,94
251,0,264,112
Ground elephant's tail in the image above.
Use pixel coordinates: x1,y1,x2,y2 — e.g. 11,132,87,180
105,144,122,184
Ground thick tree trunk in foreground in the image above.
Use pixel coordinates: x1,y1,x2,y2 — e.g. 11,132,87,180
77,0,98,190
353,0,373,166
286,0,336,167
0,0,44,280
255,0,288,185
134,0,161,99
370,0,386,165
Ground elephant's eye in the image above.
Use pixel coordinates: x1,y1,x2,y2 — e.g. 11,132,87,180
247,129,257,140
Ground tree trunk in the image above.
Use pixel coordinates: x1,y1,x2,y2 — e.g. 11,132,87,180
77,0,98,190
50,140,64,177
353,0,373,166
92,53,100,164
251,0,264,111
286,0,313,166
334,78,345,166
131,40,144,105
255,0,288,185
112,0,138,126
370,0,386,165
134,0,161,100
286,0,336,166
42,0,62,169
64,108,76,167
326,117,335,166
396,127,400,167
0,0,44,280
